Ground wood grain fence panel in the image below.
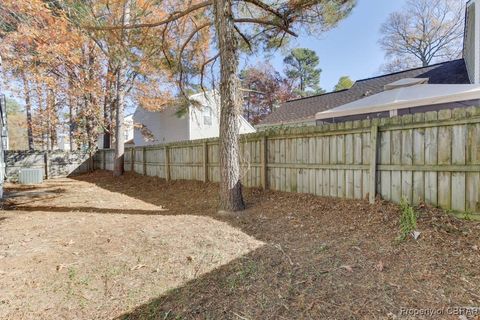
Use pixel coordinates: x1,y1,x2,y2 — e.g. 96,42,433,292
412,126,425,205
466,121,480,212
451,124,467,211
337,135,345,197
329,135,337,197
284,138,291,192
302,138,309,194
362,132,370,200
322,136,330,196
424,111,438,207
98,106,480,214
438,111,453,210
353,132,363,199
401,127,413,203
379,130,391,201
308,137,316,194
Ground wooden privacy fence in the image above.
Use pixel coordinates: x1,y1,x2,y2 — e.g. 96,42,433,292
95,106,480,213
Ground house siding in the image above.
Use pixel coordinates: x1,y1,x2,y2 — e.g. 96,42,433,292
133,107,189,146
465,2,476,83
133,91,255,146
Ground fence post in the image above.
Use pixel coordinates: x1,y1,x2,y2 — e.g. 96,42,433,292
44,151,49,179
261,135,268,190
142,147,147,175
203,141,208,182
131,148,135,172
102,150,106,170
369,124,378,204
165,145,170,181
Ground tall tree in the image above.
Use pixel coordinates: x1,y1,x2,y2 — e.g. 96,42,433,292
283,48,324,97
71,0,178,174
1,0,104,152
5,98,28,150
20,72,34,149
96,0,355,211
240,63,296,124
334,76,354,91
379,0,464,72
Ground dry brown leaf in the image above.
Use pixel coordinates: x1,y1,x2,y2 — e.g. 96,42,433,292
375,261,384,272
130,264,146,271
340,265,354,273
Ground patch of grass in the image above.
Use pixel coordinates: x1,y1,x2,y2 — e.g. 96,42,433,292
449,210,480,221
225,260,258,292
67,267,77,281
397,197,418,242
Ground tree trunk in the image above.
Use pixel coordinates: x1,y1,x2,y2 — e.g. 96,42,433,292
86,42,97,164
103,64,113,149
113,0,131,176
67,72,77,151
213,0,245,211
21,73,34,150
113,67,126,176
48,89,57,150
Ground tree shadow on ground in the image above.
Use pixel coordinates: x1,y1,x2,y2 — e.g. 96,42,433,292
3,205,167,215
70,170,480,319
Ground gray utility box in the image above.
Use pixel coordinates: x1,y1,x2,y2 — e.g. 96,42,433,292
18,168,44,184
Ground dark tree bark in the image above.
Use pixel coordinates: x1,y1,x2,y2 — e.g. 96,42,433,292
213,0,245,211
21,73,34,150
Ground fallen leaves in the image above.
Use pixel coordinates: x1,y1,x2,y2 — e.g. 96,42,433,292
374,260,384,272
340,265,354,273
130,264,146,271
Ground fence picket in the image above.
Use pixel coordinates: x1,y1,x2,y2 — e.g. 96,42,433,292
95,107,480,214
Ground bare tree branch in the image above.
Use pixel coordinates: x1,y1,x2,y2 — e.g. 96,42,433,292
234,18,297,36
86,1,212,30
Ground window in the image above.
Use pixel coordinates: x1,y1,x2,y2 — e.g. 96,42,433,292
203,106,212,125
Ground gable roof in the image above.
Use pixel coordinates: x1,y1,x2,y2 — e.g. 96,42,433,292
259,59,471,126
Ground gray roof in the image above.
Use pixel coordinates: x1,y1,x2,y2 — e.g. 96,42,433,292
260,59,471,126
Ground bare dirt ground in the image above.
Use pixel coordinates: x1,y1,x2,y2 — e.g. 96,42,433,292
0,174,263,319
1,170,480,320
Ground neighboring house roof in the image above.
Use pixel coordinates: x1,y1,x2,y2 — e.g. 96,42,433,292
316,84,480,120
259,59,470,126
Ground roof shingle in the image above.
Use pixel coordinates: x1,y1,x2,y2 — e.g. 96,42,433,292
260,59,470,126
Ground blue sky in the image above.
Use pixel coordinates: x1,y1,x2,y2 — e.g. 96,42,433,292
248,0,409,92
4,0,408,106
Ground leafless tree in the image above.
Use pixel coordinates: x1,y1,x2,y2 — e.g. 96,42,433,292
379,0,464,72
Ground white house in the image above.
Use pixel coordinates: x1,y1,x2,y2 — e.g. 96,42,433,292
133,91,255,146
97,114,134,149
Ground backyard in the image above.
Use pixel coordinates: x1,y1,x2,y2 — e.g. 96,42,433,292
1,171,479,319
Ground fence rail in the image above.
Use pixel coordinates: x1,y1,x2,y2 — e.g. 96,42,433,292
96,106,480,214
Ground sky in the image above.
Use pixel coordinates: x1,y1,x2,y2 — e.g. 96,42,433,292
247,0,409,92
3,0,409,107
